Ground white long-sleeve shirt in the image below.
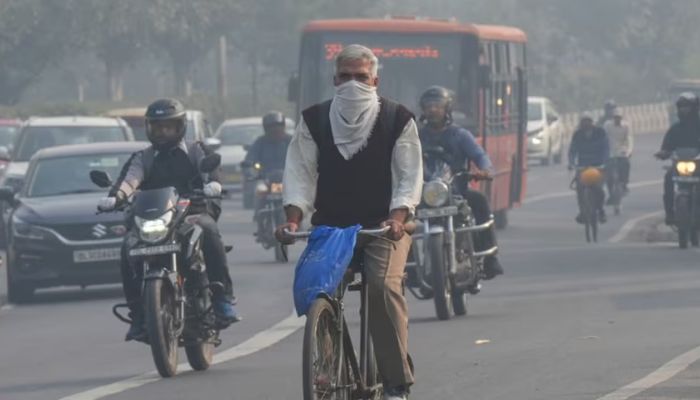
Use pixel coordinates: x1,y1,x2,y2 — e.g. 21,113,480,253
603,120,633,157
283,118,423,220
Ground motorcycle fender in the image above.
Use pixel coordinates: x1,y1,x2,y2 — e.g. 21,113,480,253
186,225,203,259
144,267,173,282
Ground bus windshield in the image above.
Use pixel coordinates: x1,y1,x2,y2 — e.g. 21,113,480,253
302,33,462,112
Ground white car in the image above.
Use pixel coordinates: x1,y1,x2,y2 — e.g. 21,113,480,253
527,97,565,165
214,117,295,204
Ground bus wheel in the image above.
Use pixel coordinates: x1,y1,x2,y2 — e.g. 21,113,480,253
494,210,508,230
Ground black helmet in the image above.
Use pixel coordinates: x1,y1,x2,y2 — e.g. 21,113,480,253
676,92,699,109
262,111,285,128
145,98,187,150
419,86,454,124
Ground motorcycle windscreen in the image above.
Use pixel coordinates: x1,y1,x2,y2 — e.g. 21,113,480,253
132,187,178,219
424,156,452,181
674,147,700,160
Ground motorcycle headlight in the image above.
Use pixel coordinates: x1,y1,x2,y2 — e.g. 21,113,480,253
12,216,49,240
422,180,449,207
255,181,269,195
134,211,173,243
676,161,697,176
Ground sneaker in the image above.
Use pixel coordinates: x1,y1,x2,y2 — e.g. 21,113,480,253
384,386,408,400
483,256,504,280
125,311,147,342
213,300,241,326
598,209,607,224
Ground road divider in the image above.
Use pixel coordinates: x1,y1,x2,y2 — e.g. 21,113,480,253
608,210,664,244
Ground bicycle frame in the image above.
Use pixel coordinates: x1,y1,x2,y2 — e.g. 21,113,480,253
288,227,388,398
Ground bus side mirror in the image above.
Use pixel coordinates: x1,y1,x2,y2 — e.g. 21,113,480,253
288,72,299,102
479,64,492,89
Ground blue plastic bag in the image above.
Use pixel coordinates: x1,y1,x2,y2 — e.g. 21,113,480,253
293,225,362,316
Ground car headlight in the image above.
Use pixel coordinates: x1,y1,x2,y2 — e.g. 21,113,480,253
531,137,542,145
134,211,173,243
677,161,697,176
12,216,49,240
422,180,449,207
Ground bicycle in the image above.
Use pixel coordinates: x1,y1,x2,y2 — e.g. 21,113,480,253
286,226,391,400
571,166,605,243
606,157,626,215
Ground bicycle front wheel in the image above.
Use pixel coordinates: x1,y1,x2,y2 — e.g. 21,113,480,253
303,298,352,400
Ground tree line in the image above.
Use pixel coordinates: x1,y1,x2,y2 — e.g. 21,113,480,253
1,0,697,112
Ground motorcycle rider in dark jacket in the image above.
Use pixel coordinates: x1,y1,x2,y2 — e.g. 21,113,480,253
655,92,700,224
98,98,240,342
243,111,292,174
417,86,503,280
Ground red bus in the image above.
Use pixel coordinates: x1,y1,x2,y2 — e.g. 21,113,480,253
289,17,528,227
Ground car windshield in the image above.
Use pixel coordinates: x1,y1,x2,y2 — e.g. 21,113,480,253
26,152,132,198
528,102,544,122
14,126,127,161
218,125,263,146
119,116,147,141
0,126,18,147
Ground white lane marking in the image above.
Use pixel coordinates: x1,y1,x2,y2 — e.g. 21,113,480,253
608,210,664,243
596,345,700,400
60,311,305,400
522,179,661,205
0,304,14,312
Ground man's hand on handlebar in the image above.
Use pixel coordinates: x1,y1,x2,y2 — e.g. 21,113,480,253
380,219,405,241
275,222,299,245
471,169,492,181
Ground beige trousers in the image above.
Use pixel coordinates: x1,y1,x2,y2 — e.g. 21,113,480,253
355,233,414,387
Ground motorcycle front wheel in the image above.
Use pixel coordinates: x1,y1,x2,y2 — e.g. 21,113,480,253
429,234,452,320
145,279,179,377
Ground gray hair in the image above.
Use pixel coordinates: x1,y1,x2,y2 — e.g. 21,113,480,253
335,44,379,77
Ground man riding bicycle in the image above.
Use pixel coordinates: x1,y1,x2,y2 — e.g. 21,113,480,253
276,44,422,400
603,110,632,198
568,113,610,223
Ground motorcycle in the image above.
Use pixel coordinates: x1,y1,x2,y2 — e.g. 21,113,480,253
669,148,700,249
242,162,288,262
406,146,498,320
90,153,230,378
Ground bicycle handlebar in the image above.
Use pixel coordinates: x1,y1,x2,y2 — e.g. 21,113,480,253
283,226,391,239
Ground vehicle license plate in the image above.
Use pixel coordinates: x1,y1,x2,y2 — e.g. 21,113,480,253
674,176,700,183
129,243,181,257
73,248,121,263
417,206,459,219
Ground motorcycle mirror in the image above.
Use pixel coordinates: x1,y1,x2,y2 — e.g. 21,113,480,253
199,153,221,173
90,170,113,188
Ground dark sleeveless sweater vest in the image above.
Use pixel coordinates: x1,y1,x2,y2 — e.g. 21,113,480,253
302,97,414,227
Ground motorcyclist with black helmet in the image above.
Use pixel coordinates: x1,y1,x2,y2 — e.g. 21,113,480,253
417,86,504,280
655,92,700,224
242,111,292,175
98,98,240,341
